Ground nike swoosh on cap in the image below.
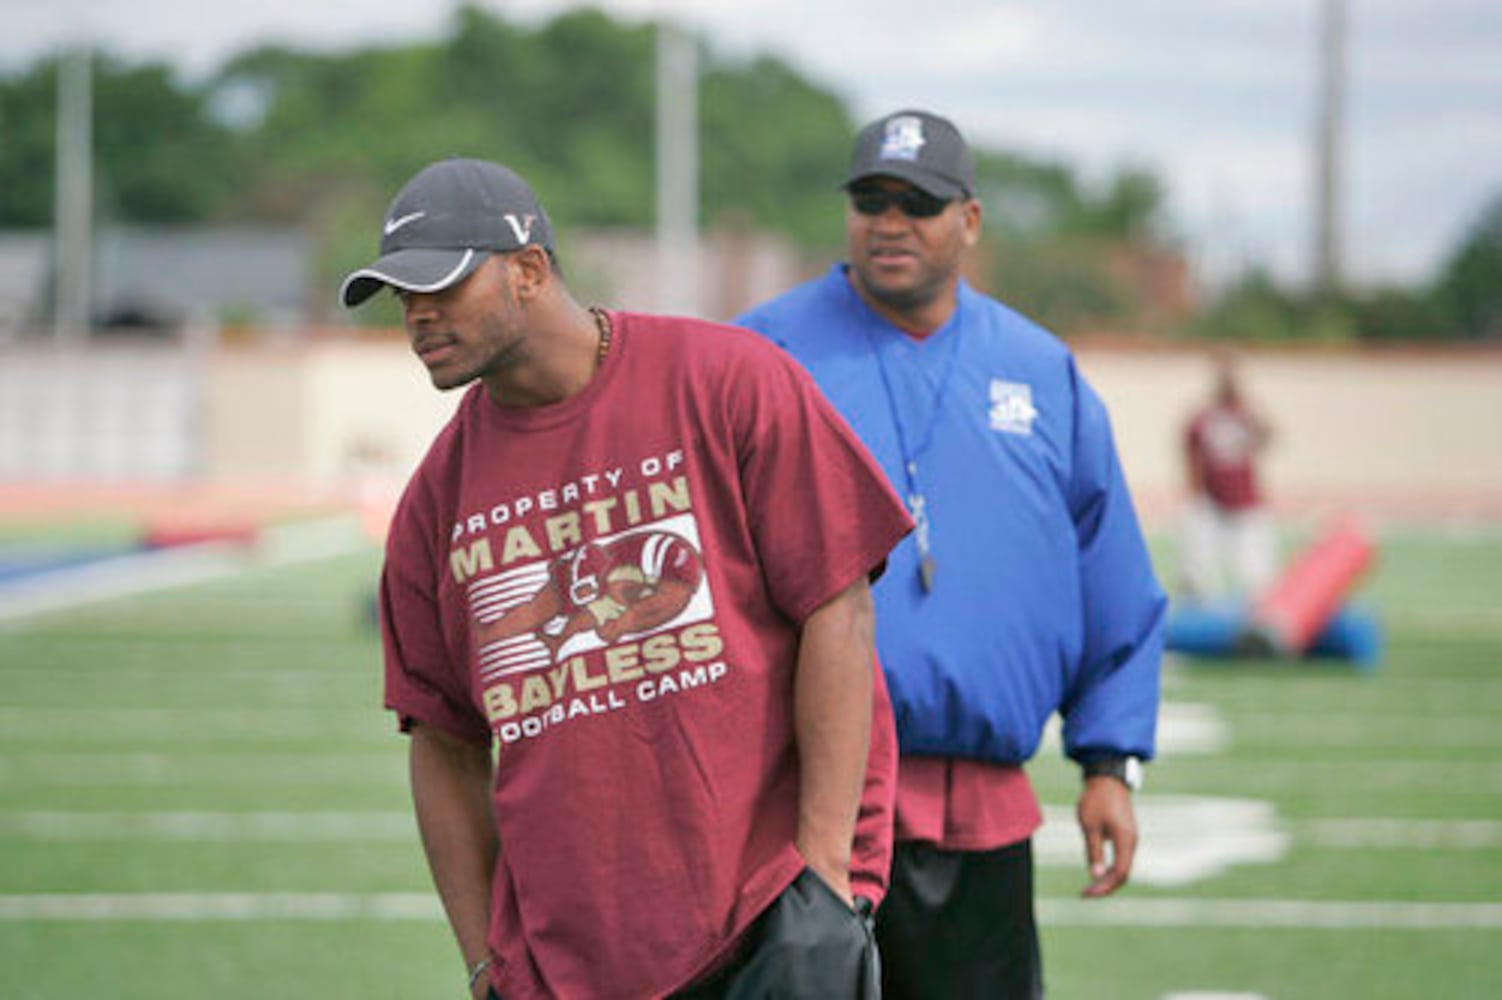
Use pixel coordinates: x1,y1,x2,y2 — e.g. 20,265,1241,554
384,211,426,235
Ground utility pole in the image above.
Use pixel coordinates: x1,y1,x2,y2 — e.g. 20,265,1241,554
654,22,699,317
54,47,93,343
1313,0,1347,298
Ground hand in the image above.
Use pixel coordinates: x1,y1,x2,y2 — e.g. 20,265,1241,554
1077,776,1138,898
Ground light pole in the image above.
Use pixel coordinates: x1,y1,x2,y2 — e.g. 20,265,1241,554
1313,0,1347,298
54,46,94,343
655,22,699,317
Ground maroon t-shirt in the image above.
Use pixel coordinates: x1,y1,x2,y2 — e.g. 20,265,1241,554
894,757,1042,852
1186,402,1263,510
380,312,912,1000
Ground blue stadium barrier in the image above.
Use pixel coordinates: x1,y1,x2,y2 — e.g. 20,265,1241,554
0,543,146,585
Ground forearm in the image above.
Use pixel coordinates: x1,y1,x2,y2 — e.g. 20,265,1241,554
410,723,498,979
793,578,875,899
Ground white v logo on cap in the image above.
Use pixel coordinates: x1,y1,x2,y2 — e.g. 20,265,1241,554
504,213,536,244
384,211,426,236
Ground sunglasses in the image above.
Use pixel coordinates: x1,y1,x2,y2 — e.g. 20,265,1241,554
849,187,952,219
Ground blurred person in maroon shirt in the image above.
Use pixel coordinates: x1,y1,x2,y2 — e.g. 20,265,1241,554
1180,350,1277,602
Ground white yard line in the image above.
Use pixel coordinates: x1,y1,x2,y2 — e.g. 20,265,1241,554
0,810,413,841
1,893,1497,928
1392,609,1502,631
1297,818,1502,849
9,809,1494,851
0,892,442,921
1138,759,1502,795
1038,898,1502,929
1232,714,1502,748
15,704,1499,750
0,752,392,786
0,707,388,743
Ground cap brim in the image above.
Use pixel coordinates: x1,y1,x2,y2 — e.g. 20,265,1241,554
340,247,490,308
843,164,968,201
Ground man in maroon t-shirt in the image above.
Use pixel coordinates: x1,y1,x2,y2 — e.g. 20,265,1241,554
341,158,911,1000
1181,352,1277,600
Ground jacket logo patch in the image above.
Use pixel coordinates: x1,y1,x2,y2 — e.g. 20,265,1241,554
989,379,1037,435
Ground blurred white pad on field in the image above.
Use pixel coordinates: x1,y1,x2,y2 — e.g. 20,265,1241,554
1038,796,1290,887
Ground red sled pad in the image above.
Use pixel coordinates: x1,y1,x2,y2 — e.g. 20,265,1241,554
141,520,260,550
1246,519,1375,656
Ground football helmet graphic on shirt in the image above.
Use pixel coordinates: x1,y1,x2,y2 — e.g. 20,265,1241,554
562,533,702,608
477,530,704,659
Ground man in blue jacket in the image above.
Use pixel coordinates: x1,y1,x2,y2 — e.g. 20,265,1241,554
737,109,1166,999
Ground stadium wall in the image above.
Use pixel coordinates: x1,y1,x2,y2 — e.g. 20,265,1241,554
1078,346,1502,521
3,342,1500,524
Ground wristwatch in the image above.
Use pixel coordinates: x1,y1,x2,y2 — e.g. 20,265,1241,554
1082,754,1144,792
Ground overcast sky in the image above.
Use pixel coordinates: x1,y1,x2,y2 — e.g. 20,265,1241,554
6,0,1500,290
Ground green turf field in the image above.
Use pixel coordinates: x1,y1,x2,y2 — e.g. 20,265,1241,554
1,526,1499,998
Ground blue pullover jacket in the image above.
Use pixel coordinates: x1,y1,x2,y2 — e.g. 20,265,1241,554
738,265,1165,764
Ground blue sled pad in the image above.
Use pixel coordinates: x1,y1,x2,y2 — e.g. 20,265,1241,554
1166,601,1382,669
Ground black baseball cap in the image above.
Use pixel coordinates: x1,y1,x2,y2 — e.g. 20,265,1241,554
340,157,554,308
844,110,975,200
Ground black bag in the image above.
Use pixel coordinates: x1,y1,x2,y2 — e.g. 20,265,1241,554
679,867,880,1000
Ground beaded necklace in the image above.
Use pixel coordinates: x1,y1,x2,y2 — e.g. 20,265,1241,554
589,307,612,368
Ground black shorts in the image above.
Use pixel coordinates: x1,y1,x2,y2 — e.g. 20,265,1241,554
876,838,1043,1000
674,866,881,999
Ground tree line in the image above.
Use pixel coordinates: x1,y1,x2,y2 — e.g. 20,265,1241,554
1,4,1494,340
